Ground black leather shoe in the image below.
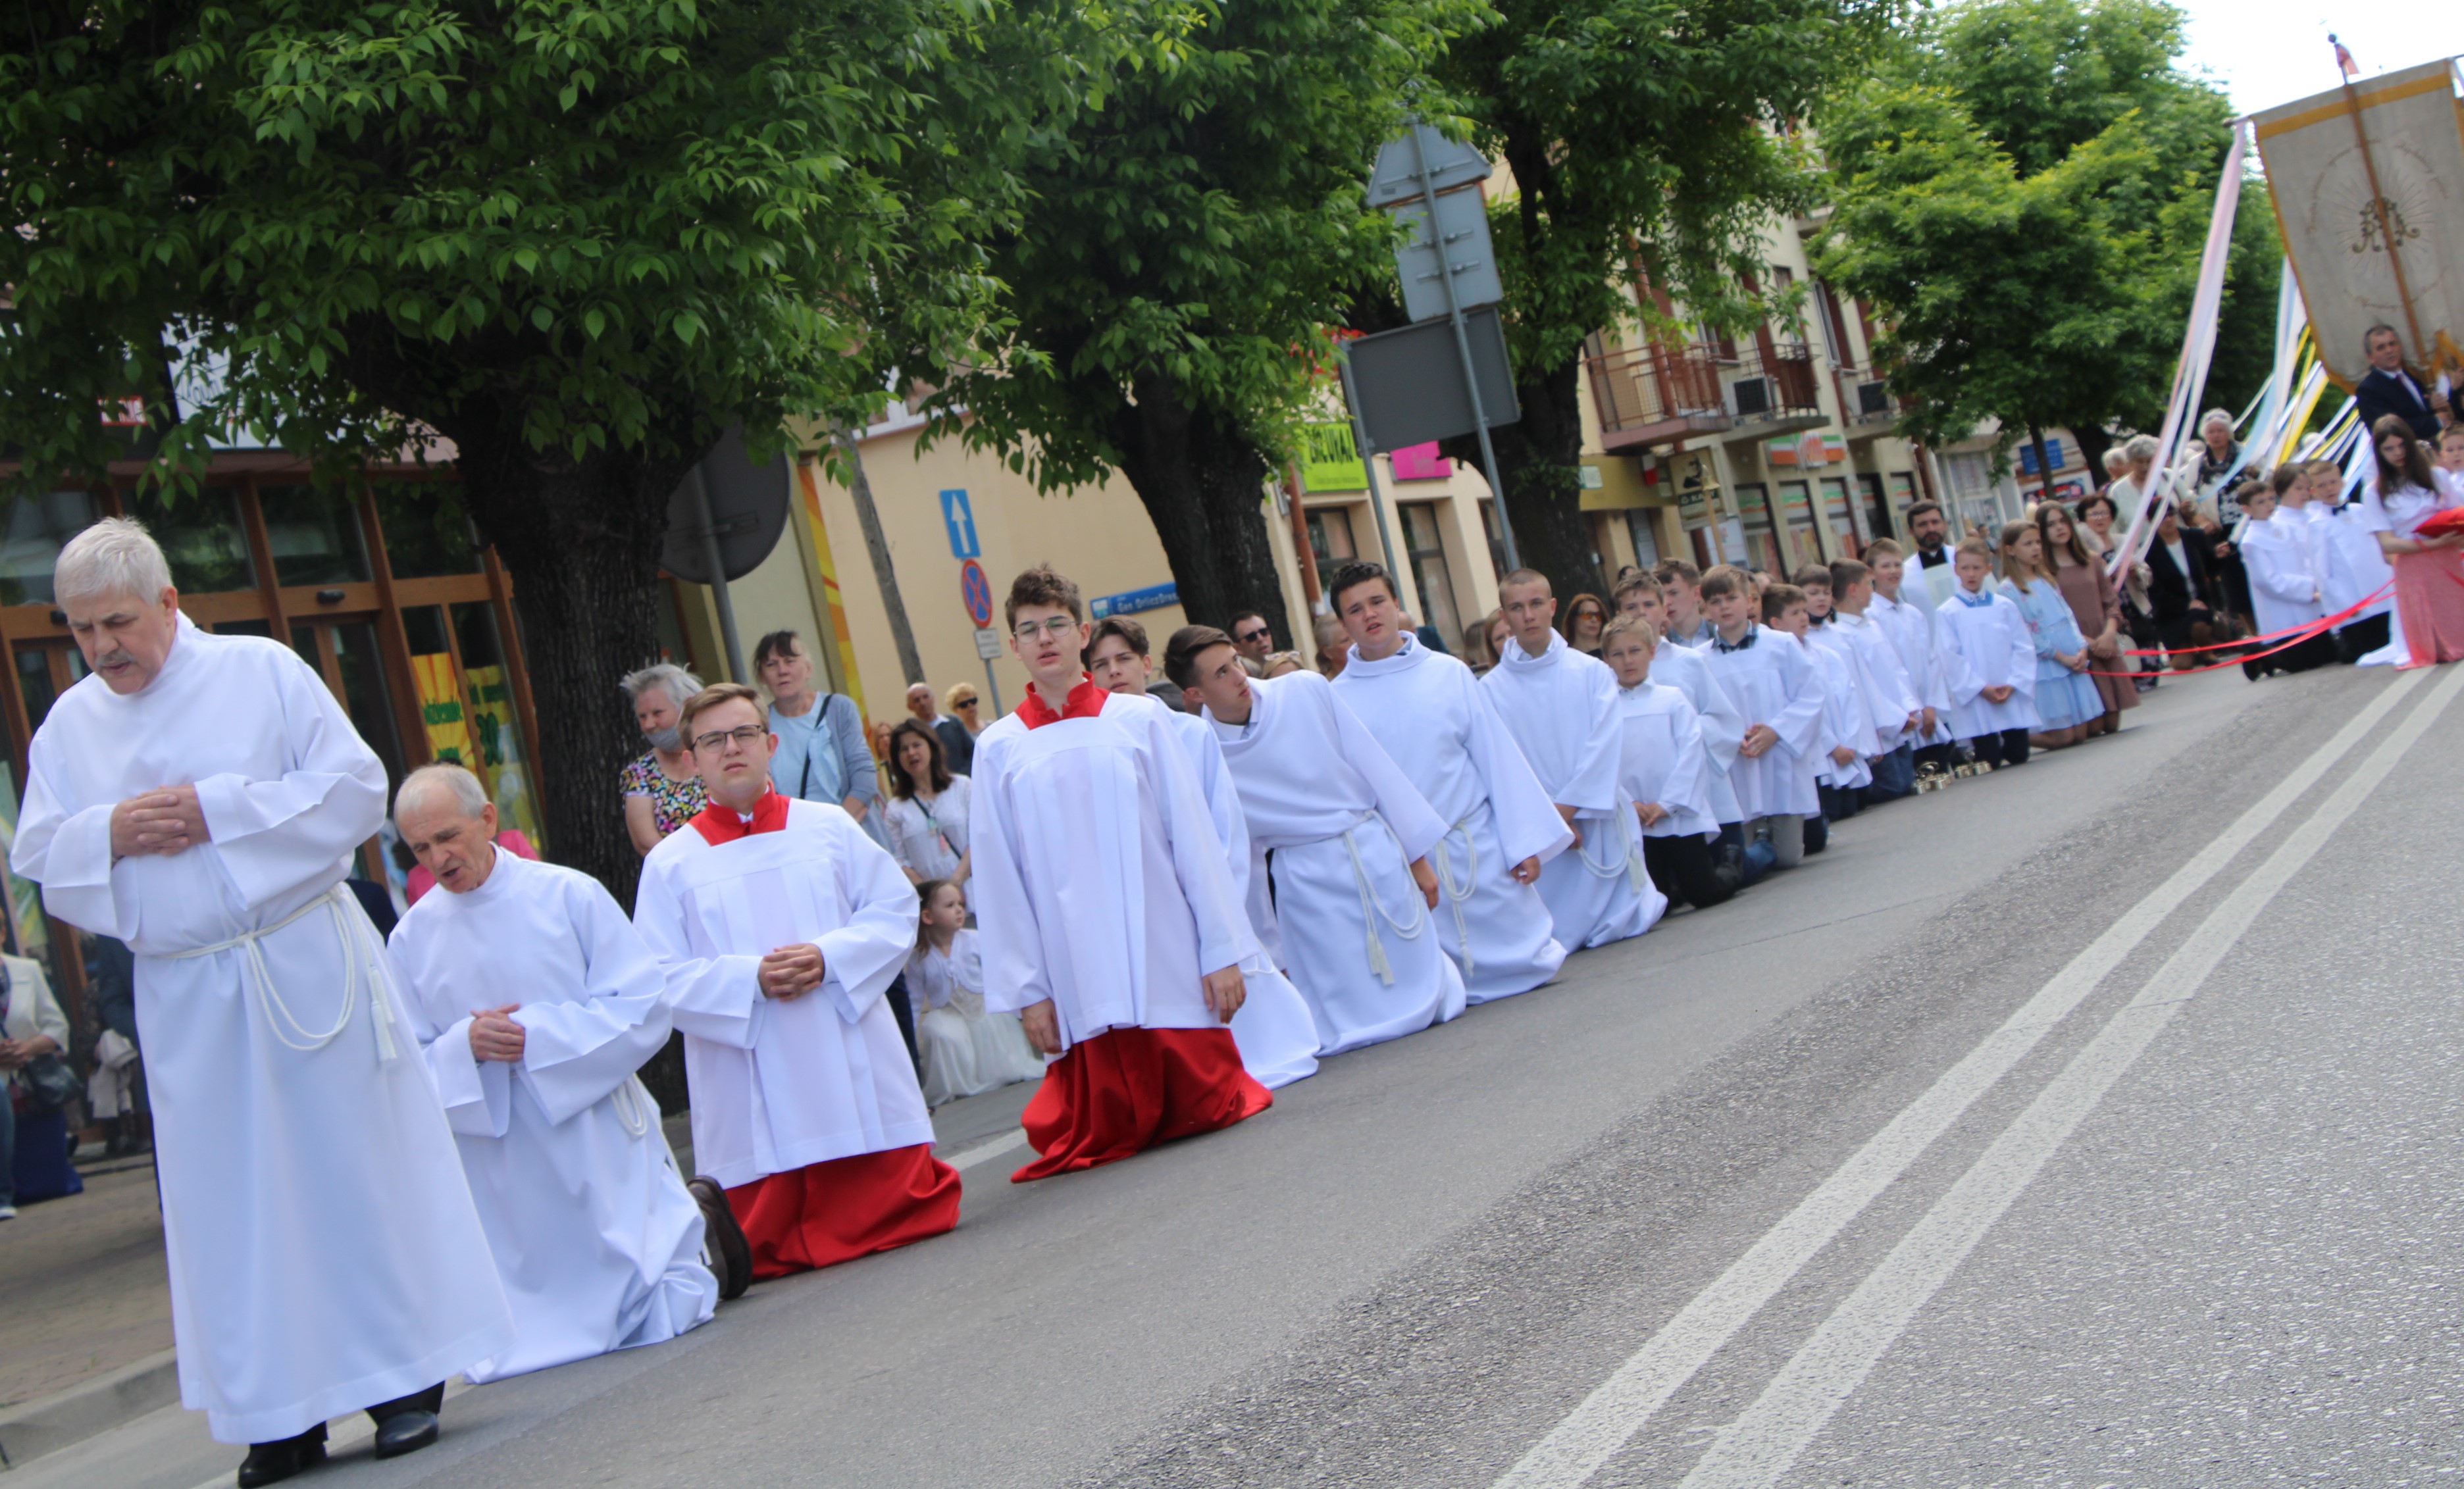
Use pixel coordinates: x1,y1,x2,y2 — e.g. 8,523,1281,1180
236,1425,326,1486
688,1176,753,1300
371,1408,439,1459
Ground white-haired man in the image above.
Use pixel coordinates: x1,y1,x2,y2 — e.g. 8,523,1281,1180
388,763,731,1383
9,519,509,1487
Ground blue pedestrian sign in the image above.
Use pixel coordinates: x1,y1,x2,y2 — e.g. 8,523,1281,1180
940,489,979,560
959,559,994,628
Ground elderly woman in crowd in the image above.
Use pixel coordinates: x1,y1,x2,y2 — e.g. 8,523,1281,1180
619,663,708,855
937,681,981,774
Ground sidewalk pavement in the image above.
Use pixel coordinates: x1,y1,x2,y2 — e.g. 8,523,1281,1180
0,1078,1040,1472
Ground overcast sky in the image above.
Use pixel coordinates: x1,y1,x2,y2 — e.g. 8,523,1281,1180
2172,4,2461,118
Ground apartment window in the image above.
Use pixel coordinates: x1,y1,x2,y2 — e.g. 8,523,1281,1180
1307,507,1358,569
1400,502,1462,644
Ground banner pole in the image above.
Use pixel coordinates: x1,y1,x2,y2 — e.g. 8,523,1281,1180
2338,78,2430,363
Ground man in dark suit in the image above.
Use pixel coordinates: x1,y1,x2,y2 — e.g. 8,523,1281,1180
2142,505,2223,663
2353,324,2447,442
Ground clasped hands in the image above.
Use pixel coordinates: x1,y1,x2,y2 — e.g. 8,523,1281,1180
469,1005,526,1063
759,942,827,1000
1737,722,1780,759
110,785,210,860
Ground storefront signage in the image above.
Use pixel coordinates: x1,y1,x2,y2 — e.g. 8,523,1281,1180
1090,582,1179,618
1299,422,1368,492
1766,432,1849,468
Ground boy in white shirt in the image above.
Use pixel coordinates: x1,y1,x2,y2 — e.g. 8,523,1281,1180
1601,617,1730,909
1613,572,1749,890
1862,538,1951,782
1826,559,1923,803
1934,540,2039,768
1655,559,1719,649
1698,565,1824,871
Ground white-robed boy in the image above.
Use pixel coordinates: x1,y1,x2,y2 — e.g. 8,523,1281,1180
1325,562,1574,1002
389,764,721,1383
2239,471,2338,676
971,567,1272,1181
1696,565,1825,872
1481,570,1664,949
1864,538,1953,785
1083,617,1320,1089
1934,540,2041,768
1600,617,1731,911
1615,572,1749,890
1167,625,1467,1053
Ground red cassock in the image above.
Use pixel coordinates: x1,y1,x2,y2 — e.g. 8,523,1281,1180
1013,1026,1271,1182
727,1145,961,1279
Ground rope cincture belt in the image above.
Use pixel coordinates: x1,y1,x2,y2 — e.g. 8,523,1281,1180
168,884,398,1063
611,1074,654,1138
1340,813,1428,985
1429,811,1481,982
1572,801,1651,894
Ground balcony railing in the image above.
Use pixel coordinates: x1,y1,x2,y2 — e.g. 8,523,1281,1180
1585,340,1827,450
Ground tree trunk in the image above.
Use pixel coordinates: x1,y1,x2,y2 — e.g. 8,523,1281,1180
2028,422,2058,502
836,428,925,686
2070,424,2114,492
1444,354,1595,605
1108,370,1298,649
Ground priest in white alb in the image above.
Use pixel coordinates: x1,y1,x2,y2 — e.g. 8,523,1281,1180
1166,624,1466,1054
388,763,722,1382
9,519,509,1488
1325,562,1572,1002
973,567,1271,1182
1083,617,1319,1089
1481,571,1665,949
633,682,958,1279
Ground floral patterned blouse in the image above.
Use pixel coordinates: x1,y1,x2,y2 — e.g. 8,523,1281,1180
620,751,707,840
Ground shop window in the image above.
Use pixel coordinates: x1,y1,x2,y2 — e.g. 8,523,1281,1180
215,619,274,638
16,649,59,731
1306,507,1357,568
1625,509,1662,568
258,484,372,586
372,484,477,578
1860,472,1891,539
398,603,546,849
0,490,101,605
1399,502,1462,645
122,486,255,593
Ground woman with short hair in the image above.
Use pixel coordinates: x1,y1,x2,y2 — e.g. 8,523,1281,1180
618,663,707,855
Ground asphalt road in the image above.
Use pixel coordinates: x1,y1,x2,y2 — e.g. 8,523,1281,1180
22,659,2462,1489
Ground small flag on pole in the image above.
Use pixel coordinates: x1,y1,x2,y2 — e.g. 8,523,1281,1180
2330,34,2359,81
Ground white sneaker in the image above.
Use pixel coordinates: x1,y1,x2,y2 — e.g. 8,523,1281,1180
0,1205,17,1221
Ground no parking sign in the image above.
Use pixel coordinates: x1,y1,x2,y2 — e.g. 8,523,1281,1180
960,559,994,628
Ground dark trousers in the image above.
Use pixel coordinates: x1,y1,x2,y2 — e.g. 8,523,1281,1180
1914,740,1960,774
1644,831,1733,909
1865,744,1916,803
1818,782,1862,822
1970,728,2032,769
1802,811,1830,854
1718,822,1778,887
2334,613,2391,663
885,970,921,1073
2252,630,2340,676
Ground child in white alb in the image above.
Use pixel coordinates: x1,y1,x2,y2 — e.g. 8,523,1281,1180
907,880,1046,1107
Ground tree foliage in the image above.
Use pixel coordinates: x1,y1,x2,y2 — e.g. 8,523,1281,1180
1427,0,1902,603
909,0,1477,649
0,0,1134,903
1813,0,2237,472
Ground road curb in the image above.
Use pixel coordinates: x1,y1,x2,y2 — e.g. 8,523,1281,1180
0,1348,178,1472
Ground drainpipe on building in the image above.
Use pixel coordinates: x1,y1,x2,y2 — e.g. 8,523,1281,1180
1285,462,1326,619
833,425,925,688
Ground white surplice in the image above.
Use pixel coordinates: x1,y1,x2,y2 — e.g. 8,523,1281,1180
1644,638,1746,826
632,797,928,1189
1934,589,2041,738
1155,707,1322,1089
971,688,1258,1045
1482,635,1663,951
2242,508,2328,639
1616,682,1718,840
2304,501,2394,626
1207,672,1466,1053
9,618,509,1444
1699,627,1824,819
1868,588,1954,745
904,929,1050,1105
1801,635,1874,791
1329,636,1572,1003
1821,610,1920,753
390,853,715,1384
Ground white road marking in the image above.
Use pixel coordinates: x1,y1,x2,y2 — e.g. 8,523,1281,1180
1676,662,2464,1488
1489,667,2432,1489
947,1128,1030,1173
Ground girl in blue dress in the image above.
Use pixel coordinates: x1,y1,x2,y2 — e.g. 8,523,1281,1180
1999,520,2102,749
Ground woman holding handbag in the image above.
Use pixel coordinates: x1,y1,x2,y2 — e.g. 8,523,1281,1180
1,950,79,1217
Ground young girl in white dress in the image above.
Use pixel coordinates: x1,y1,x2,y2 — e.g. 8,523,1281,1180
906,880,1046,1107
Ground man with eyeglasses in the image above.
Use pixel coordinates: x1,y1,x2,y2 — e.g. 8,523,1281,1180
970,566,1273,1181
632,682,958,1280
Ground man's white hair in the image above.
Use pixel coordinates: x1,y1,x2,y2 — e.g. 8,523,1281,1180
2121,434,2161,463
55,517,174,605
395,763,490,823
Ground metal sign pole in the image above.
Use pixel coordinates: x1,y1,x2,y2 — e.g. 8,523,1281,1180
1337,357,1420,618
689,465,748,682
982,657,1004,719
1407,124,1522,574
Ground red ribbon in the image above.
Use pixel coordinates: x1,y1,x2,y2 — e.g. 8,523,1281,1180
2084,583,2392,677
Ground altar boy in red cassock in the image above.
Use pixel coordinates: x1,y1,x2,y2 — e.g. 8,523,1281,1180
971,566,1271,1182
632,683,957,1278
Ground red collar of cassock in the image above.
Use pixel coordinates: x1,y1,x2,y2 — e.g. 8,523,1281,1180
1016,676,1109,729
689,787,792,845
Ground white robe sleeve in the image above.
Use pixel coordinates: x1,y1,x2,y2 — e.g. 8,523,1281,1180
510,876,677,1126
1134,707,1256,978
1935,603,1986,707
1321,681,1447,861
1657,703,1709,816
1681,657,1747,774
813,810,922,1026
1460,669,1578,867
12,733,127,938
190,652,390,912
2244,526,2317,605
1560,667,1627,817
390,923,511,1140
969,736,1052,1017
1763,636,1828,762
632,851,768,1051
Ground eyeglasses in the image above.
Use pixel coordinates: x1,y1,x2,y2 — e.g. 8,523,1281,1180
690,724,769,754
1013,616,1081,641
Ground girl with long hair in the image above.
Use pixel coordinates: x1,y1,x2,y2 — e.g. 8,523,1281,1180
2032,501,2134,733
1999,520,2098,750
1562,592,1610,655
2358,413,2464,665
906,880,1045,1107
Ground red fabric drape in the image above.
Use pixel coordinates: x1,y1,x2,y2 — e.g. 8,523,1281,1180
1012,1026,1271,1182
725,1144,962,1279
2393,549,2464,667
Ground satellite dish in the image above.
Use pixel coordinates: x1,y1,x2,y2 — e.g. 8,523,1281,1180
661,424,790,584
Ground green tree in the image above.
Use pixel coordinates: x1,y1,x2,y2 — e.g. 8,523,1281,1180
0,0,1117,902
1425,0,1902,603
910,0,1480,649
1812,0,2236,486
